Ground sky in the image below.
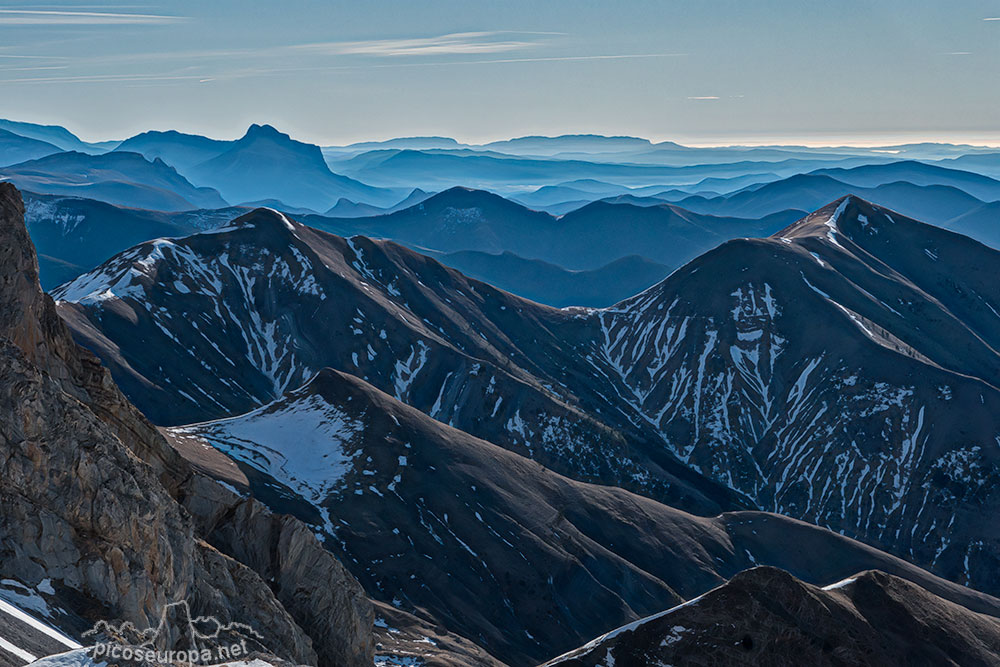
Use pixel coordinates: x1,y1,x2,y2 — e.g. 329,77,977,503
1,0,999,146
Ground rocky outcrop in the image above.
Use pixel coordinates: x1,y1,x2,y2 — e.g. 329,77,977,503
0,183,373,666
545,566,1000,666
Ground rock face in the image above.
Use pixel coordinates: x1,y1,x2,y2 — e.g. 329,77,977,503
0,183,373,667
167,367,1000,666
543,566,1000,667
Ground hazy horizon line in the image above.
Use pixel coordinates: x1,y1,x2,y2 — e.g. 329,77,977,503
6,116,1000,150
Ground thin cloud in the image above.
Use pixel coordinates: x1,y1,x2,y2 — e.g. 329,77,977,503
294,31,550,57
0,9,185,25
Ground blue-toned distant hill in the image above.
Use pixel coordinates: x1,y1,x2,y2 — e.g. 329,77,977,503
429,250,672,307
675,173,989,223
0,150,228,211
333,147,891,191
306,186,800,270
113,129,234,171
810,160,1000,202
0,118,117,153
0,128,62,166
187,124,399,210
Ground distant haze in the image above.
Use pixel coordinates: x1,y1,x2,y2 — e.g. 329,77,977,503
1,0,999,146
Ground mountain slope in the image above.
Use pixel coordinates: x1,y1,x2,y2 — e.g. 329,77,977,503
572,196,1000,594
187,124,397,210
167,367,1000,666
0,184,373,666
0,129,62,167
544,567,1000,667
0,151,228,211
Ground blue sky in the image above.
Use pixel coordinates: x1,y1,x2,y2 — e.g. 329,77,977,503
1,0,999,145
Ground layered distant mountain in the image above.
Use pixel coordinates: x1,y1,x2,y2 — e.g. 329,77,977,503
0,151,228,211
810,160,1000,201
308,187,801,270
943,200,1000,249
324,188,431,217
429,251,671,308
186,124,398,210
0,129,61,167
0,119,117,154
674,172,993,225
54,199,1000,604
328,148,892,191
113,129,234,171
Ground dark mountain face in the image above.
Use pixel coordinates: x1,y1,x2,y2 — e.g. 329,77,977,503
544,567,1000,667
186,124,398,210
166,368,1000,667
53,207,742,516
0,129,62,167
0,151,228,211
113,129,234,171
572,196,1000,594
0,184,374,667
55,198,1000,603
308,187,800,271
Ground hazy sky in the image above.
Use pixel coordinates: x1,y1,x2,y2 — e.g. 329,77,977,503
1,0,999,146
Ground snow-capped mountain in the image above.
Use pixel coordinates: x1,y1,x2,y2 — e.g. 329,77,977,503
576,196,1000,593
165,366,1000,666
54,206,742,515
54,197,1000,600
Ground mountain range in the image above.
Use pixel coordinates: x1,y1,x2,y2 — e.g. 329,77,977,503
53,197,1000,599
0,151,228,211
4,116,1000,666
44,195,1000,664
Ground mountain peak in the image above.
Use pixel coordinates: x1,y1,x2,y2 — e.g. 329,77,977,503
230,206,298,233
243,123,291,141
773,195,885,246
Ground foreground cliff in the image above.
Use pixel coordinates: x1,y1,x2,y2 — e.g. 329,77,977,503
0,183,373,667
